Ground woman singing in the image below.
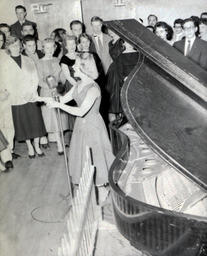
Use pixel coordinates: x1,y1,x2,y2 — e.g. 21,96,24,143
46,54,114,188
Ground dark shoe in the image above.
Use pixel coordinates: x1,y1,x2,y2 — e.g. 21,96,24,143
12,152,21,159
5,161,13,169
41,143,49,149
58,151,64,156
29,154,36,159
37,152,45,157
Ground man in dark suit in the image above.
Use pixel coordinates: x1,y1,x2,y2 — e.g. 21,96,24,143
173,18,207,71
10,5,37,39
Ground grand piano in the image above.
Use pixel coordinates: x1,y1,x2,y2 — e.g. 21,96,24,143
104,19,207,256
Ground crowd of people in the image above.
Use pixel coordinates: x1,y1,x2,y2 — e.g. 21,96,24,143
0,5,207,191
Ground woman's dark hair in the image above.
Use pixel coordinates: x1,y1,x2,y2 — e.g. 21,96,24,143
200,12,207,19
199,18,207,26
0,31,6,49
51,28,66,43
154,21,173,40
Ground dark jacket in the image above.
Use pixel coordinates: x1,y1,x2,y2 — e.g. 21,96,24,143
11,20,37,39
173,37,207,71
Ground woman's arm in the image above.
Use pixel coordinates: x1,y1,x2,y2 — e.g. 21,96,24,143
59,86,75,104
48,86,99,117
61,63,78,87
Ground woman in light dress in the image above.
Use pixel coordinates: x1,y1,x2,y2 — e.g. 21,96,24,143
46,53,114,187
37,38,68,154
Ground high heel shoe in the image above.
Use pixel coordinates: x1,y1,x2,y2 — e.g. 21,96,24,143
28,154,36,159
41,143,49,149
37,152,45,157
5,161,14,169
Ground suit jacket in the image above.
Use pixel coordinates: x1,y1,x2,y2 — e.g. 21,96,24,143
173,37,207,71
91,33,112,74
10,19,37,39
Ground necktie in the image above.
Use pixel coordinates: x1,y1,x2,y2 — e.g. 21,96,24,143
97,36,103,53
186,40,191,56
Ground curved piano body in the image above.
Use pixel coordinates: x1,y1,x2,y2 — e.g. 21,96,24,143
105,19,207,256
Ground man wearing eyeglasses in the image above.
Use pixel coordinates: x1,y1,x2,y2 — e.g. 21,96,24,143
173,18,207,70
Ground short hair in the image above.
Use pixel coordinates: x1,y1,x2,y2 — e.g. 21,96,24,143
154,21,173,40
0,23,11,31
0,31,6,49
21,22,34,31
91,16,103,24
173,19,184,27
146,25,155,32
147,14,158,21
200,12,207,19
70,20,85,33
199,18,207,26
22,35,36,45
15,5,26,13
182,18,197,28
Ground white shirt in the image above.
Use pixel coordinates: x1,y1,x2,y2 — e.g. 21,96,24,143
94,32,103,50
184,36,196,56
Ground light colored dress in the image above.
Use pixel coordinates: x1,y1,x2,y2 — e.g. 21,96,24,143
37,57,68,132
69,82,114,185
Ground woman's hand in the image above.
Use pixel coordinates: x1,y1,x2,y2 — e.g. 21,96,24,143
41,97,54,104
46,101,61,109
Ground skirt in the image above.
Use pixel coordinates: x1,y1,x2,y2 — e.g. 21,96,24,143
0,130,8,152
69,113,115,185
12,102,46,141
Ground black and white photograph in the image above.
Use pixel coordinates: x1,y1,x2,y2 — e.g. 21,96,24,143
0,0,207,255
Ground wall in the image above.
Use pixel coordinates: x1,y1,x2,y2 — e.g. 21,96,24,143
23,0,82,39
0,0,24,25
0,0,205,38
81,0,206,34
0,0,82,39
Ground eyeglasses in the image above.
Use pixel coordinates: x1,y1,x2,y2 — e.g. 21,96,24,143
183,26,195,31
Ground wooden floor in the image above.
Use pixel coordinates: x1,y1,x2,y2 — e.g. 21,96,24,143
0,141,143,256
0,142,70,256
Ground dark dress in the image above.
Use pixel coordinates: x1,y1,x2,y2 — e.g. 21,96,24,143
11,56,46,141
106,51,139,113
91,51,109,124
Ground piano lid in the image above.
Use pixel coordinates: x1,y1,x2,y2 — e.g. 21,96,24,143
104,19,207,190
105,19,207,103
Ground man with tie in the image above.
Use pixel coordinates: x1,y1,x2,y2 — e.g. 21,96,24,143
10,5,37,39
90,16,112,74
173,18,207,71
